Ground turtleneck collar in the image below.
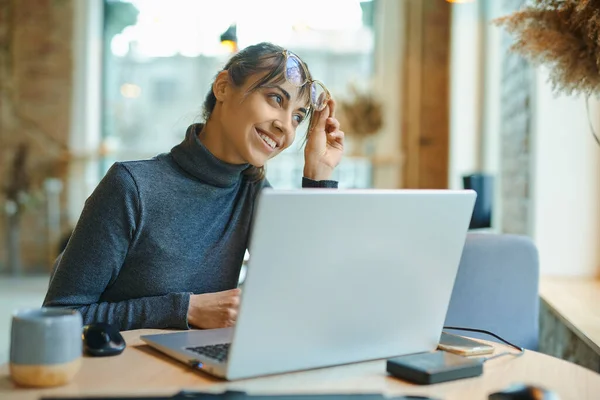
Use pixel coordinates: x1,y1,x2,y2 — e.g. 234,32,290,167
170,123,249,188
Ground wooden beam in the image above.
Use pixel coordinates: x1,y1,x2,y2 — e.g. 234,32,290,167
401,0,451,189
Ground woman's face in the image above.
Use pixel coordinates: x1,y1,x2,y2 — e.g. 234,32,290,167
216,71,310,167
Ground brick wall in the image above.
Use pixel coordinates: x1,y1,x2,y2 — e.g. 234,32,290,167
499,0,532,235
0,0,73,273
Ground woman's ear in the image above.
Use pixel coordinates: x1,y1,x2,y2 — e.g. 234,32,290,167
213,71,230,102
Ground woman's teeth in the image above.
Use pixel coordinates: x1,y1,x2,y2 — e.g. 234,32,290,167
258,132,276,149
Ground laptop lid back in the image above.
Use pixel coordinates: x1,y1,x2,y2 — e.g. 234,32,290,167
226,189,476,380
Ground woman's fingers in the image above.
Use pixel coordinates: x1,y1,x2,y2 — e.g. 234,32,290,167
327,117,340,132
311,104,330,134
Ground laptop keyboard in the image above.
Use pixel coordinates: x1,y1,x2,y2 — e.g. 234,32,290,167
186,343,230,362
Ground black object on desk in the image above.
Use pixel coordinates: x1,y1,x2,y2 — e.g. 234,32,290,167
462,173,493,229
82,322,126,357
488,384,560,400
386,350,483,385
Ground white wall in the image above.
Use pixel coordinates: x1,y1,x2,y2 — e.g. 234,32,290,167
448,1,482,190
531,68,600,277
480,0,503,230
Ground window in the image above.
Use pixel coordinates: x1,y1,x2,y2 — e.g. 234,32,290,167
102,0,376,187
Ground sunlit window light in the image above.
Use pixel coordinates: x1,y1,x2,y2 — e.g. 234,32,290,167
111,0,367,58
120,83,142,98
111,33,130,57
220,40,237,54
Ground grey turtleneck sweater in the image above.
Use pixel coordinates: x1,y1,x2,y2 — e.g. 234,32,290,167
43,124,337,330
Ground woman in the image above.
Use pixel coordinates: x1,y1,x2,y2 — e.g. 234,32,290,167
43,42,345,331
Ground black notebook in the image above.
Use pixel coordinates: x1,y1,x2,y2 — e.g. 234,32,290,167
41,390,439,400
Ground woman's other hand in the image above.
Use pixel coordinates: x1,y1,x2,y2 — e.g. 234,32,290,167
303,98,345,181
187,288,241,329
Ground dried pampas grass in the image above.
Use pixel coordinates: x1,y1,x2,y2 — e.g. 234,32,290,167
494,0,600,144
494,0,600,96
338,83,383,138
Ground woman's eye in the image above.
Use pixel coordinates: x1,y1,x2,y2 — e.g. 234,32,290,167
269,94,283,106
293,114,304,125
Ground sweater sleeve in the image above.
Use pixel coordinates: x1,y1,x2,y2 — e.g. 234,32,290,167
260,177,338,190
43,163,191,331
301,176,338,188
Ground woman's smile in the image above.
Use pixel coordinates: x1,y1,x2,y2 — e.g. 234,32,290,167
255,127,279,153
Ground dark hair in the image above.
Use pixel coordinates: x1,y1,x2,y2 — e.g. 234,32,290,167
202,42,314,182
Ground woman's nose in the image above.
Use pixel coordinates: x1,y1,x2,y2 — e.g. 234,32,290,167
273,120,287,134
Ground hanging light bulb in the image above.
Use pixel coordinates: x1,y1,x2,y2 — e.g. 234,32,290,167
220,24,238,53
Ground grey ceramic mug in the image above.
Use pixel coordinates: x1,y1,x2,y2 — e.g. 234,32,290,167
10,307,83,387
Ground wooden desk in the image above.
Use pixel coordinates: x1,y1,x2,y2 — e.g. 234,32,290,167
1,330,599,400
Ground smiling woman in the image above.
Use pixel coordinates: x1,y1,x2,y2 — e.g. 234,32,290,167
200,43,340,181
42,42,345,331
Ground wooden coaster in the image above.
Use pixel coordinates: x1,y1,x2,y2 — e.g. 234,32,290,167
9,358,81,388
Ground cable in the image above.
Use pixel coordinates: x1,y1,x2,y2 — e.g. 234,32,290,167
442,326,525,363
585,96,600,147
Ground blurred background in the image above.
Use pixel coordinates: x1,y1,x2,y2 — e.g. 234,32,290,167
0,0,599,361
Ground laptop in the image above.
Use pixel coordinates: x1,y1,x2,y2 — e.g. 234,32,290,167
141,188,476,380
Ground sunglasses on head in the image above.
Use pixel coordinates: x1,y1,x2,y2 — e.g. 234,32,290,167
282,50,331,112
